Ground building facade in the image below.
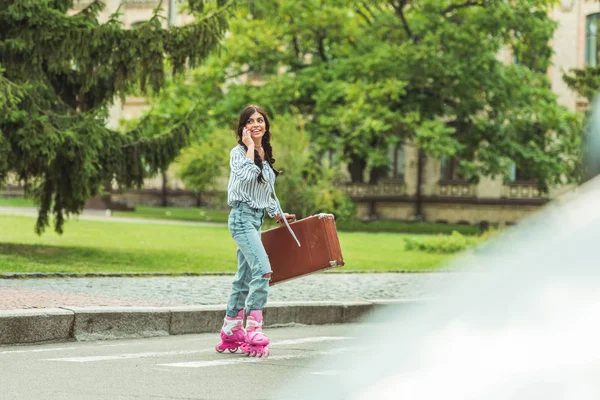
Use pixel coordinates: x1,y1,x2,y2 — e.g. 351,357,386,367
70,1,595,224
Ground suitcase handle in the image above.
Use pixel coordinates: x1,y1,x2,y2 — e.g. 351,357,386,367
269,181,301,247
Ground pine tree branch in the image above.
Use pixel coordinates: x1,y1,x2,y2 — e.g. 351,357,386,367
121,104,198,149
72,0,105,18
192,0,235,23
0,0,236,235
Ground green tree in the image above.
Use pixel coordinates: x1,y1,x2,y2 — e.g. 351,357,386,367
133,0,581,216
300,2,578,187
234,1,578,188
269,113,356,221
176,129,232,204
563,67,600,104
0,0,233,233
136,66,355,219
317,0,580,191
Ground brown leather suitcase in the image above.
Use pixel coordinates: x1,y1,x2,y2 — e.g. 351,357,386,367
262,213,345,285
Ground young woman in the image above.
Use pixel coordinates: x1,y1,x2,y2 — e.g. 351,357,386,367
215,105,295,358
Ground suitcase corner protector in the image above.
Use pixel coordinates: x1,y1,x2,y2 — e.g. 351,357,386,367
317,213,334,220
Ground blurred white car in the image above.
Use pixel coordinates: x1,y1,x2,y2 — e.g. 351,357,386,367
278,100,600,400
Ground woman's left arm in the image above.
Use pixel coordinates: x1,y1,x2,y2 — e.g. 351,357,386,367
275,213,297,224
267,198,279,218
268,199,295,223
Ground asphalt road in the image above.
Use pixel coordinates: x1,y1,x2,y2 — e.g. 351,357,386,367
0,323,366,400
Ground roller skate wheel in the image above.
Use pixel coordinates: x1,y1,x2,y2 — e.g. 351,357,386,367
263,347,269,358
215,344,225,353
228,348,238,353
250,350,257,357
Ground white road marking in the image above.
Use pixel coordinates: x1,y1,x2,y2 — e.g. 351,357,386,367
44,336,352,363
311,370,342,376
159,347,355,368
0,340,154,356
270,336,350,346
45,349,212,362
0,347,73,355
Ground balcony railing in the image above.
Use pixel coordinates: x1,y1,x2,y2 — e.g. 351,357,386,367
437,182,477,197
339,182,407,198
73,0,159,8
503,184,542,199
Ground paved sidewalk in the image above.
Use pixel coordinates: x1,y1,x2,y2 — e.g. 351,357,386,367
0,273,451,345
0,273,452,310
0,206,456,345
0,207,453,310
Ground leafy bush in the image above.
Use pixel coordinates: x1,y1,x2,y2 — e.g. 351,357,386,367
403,231,481,254
272,114,355,222
175,128,232,196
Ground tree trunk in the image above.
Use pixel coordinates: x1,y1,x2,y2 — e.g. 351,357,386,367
348,155,367,183
414,149,425,221
161,171,168,207
101,181,112,208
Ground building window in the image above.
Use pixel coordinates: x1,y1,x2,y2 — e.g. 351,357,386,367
321,148,336,167
440,157,467,182
509,163,536,184
586,13,600,66
387,144,405,180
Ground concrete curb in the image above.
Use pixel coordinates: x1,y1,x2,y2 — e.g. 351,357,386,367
0,308,74,344
0,299,426,345
0,270,444,279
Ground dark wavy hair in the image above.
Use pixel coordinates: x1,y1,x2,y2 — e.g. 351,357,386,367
236,105,280,183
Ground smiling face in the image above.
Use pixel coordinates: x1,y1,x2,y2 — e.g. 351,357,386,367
245,111,266,140
237,105,271,146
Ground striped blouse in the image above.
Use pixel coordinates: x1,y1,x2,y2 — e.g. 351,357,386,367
227,145,279,217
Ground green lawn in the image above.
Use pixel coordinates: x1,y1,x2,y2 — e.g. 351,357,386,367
0,215,454,274
0,197,481,235
0,196,35,207
118,206,481,235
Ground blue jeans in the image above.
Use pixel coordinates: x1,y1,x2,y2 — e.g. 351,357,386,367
226,203,272,318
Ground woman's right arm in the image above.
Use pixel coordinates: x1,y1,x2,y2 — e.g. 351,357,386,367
242,128,255,160
230,147,260,182
245,143,255,160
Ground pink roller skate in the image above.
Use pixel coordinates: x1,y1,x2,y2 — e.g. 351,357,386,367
215,310,245,354
240,310,270,358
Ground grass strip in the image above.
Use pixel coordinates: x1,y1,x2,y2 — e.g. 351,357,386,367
0,215,454,274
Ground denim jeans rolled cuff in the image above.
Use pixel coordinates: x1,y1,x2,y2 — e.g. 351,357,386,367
225,203,272,318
